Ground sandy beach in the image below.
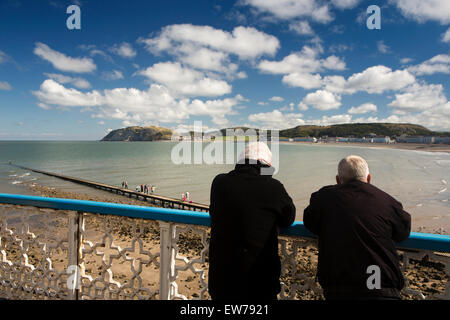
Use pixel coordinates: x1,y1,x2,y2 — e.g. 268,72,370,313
0,181,444,300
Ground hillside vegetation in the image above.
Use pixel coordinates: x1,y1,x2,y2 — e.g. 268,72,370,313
101,126,173,141
101,123,449,141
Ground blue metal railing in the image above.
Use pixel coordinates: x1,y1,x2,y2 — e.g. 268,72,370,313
1,193,449,252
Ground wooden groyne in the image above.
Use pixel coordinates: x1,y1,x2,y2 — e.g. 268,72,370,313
10,164,209,212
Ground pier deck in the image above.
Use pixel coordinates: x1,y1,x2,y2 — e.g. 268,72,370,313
11,164,210,212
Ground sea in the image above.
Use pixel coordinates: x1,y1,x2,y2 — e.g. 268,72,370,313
0,141,449,233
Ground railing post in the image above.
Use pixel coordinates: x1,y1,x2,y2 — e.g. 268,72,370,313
159,221,174,300
67,211,83,300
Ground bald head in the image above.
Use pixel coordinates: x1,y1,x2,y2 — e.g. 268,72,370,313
336,155,371,185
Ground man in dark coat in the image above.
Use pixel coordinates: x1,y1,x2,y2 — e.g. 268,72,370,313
208,142,296,300
303,155,411,300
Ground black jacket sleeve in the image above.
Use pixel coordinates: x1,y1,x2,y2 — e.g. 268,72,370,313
390,200,411,242
276,183,296,228
303,191,321,235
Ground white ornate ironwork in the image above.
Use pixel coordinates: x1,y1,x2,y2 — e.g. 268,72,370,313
0,205,71,299
0,203,449,300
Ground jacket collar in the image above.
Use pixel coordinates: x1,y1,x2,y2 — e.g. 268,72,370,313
233,163,274,176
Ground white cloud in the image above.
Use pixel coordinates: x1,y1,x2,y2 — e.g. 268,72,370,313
308,114,352,126
388,83,447,112
390,0,450,24
377,41,390,54
258,45,346,77
33,80,103,107
408,54,450,75
111,42,137,58
0,50,8,64
0,81,12,90
37,103,51,110
282,73,323,89
400,57,413,64
442,28,450,43
241,0,333,23
33,79,243,126
140,24,279,60
269,96,284,102
188,95,245,126
331,0,360,9
138,62,232,97
289,21,314,35
302,90,342,110
178,46,230,72
44,73,91,89
348,103,378,114
102,70,124,81
33,42,96,73
298,102,309,111
248,109,305,129
324,66,416,94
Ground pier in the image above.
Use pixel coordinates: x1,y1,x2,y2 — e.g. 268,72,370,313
10,164,209,212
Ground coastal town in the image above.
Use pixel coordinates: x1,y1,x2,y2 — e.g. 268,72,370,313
282,134,450,144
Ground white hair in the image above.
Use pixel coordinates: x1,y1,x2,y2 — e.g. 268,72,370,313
338,155,370,184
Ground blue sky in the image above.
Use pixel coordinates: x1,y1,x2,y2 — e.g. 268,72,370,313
1,0,450,140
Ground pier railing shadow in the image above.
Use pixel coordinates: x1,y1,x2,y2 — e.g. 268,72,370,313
0,193,449,300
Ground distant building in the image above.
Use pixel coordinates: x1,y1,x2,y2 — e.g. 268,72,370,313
435,137,450,144
293,137,317,143
348,137,368,143
396,136,435,144
371,136,391,144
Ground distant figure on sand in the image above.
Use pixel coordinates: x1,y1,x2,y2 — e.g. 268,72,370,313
303,155,411,300
185,191,190,202
181,193,185,201
208,141,296,300
151,185,156,193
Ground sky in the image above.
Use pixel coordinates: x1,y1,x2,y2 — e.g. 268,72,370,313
1,0,450,140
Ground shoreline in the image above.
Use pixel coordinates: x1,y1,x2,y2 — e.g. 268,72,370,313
280,141,450,153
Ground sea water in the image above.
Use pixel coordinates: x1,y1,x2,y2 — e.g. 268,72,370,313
0,141,449,232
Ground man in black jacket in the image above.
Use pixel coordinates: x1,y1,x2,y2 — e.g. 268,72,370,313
208,142,296,300
303,155,411,300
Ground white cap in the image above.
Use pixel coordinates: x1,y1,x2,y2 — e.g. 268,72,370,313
238,141,272,166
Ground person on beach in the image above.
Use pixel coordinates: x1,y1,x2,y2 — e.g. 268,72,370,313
303,155,411,300
208,141,296,300
151,185,155,193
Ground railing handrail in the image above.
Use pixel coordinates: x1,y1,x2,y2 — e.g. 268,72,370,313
1,193,449,253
